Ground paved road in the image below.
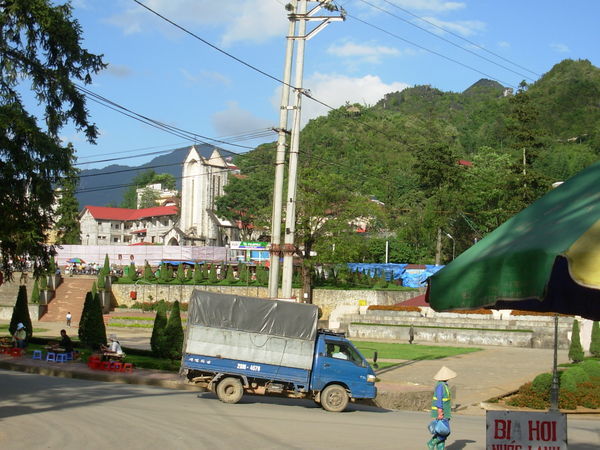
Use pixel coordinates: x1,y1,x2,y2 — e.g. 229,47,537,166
1,371,598,449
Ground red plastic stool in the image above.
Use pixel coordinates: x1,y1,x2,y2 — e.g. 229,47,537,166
121,363,134,373
10,348,23,357
110,362,123,371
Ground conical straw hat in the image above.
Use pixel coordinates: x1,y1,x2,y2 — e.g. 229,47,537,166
433,366,457,381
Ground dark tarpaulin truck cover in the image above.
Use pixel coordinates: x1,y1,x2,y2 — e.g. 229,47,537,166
187,290,318,341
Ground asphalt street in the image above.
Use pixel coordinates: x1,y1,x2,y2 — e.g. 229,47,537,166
1,371,598,450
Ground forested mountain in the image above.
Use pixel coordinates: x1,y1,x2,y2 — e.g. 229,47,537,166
216,59,600,268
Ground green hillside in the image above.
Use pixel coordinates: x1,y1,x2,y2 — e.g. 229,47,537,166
216,59,600,269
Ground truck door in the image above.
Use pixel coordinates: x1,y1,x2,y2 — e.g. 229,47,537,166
312,338,374,398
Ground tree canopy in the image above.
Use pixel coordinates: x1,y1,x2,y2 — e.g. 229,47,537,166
0,0,105,277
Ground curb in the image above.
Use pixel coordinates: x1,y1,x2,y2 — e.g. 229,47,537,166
0,358,204,392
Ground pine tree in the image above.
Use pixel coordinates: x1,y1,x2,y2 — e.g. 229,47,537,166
568,319,585,363
208,264,218,284
143,262,155,282
31,279,40,304
202,264,209,282
224,265,235,284
186,266,194,281
129,262,138,282
238,261,250,284
102,254,110,276
193,263,203,284
9,286,33,340
91,282,97,296
161,300,184,359
80,292,107,349
176,264,186,283
151,300,168,356
97,270,106,290
590,321,600,358
48,255,57,275
78,291,93,342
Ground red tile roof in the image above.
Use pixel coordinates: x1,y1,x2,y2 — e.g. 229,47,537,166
83,205,178,221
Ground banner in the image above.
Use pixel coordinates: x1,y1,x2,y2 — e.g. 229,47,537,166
486,410,567,450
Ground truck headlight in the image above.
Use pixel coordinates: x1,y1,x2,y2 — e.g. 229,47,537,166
367,374,376,383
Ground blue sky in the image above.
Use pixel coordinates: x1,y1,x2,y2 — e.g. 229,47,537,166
63,0,599,169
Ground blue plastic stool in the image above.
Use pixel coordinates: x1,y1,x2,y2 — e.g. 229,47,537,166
46,352,56,362
55,353,67,363
65,352,74,361
32,350,43,360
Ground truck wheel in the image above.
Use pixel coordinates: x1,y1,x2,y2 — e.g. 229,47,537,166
320,384,349,412
216,377,244,404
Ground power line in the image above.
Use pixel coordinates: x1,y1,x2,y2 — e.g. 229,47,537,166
352,0,536,82
374,0,540,78
342,10,517,88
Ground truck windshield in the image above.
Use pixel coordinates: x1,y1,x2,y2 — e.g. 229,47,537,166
325,341,363,365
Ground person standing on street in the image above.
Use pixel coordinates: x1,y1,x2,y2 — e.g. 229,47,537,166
66,312,72,327
427,366,456,450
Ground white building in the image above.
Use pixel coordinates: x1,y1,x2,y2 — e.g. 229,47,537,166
135,183,178,208
79,205,177,245
163,146,239,246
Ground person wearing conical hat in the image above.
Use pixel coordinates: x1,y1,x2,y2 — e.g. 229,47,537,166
427,366,456,450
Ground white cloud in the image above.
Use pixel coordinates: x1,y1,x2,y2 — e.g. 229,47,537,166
497,41,510,49
212,101,274,136
106,0,286,45
327,41,401,64
296,73,409,125
421,16,486,36
106,64,133,78
180,68,231,86
550,43,570,53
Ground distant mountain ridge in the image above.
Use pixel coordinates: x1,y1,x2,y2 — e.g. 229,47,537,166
76,144,234,208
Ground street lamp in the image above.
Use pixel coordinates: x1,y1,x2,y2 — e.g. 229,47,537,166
444,232,455,261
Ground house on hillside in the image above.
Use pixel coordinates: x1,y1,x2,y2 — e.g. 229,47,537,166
162,146,240,246
79,205,178,245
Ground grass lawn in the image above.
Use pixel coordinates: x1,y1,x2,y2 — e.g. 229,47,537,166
0,324,49,334
351,340,481,360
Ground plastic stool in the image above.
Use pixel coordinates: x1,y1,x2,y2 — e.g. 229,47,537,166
46,352,56,362
65,352,74,361
10,348,23,357
101,361,111,371
55,353,67,363
32,350,43,360
122,363,134,373
111,362,123,371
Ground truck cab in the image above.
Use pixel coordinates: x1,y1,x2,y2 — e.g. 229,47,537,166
310,331,377,411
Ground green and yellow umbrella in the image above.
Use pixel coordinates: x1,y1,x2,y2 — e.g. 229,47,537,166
427,161,600,320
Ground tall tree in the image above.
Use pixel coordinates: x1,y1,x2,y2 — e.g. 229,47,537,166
53,167,81,244
568,319,584,363
161,300,184,359
120,170,176,209
9,285,32,340
0,0,105,278
590,321,600,358
150,300,167,356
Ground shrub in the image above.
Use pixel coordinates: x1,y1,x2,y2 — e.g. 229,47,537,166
560,366,589,392
580,360,600,378
532,372,553,395
208,265,218,284
31,279,40,304
79,292,107,349
193,263,203,284
575,380,600,409
505,383,548,409
151,300,168,356
143,262,155,282
590,321,600,357
161,300,184,359
39,275,47,290
176,264,186,283
9,285,33,340
569,319,585,363
558,388,578,410
129,263,138,282
102,254,110,275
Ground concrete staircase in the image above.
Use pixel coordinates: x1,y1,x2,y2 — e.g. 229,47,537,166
39,277,96,326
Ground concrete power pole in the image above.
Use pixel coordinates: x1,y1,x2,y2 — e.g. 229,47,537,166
268,1,298,299
280,1,344,300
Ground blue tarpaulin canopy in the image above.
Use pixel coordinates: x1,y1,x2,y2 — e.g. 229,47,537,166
347,263,444,288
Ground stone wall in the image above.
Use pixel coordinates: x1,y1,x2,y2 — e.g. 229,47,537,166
110,283,421,319
0,304,42,321
345,309,576,349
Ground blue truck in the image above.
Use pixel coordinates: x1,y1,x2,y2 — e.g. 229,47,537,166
182,290,378,412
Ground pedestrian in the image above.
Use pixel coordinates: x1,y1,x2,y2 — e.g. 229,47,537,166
408,325,415,344
66,311,72,327
12,323,27,349
427,366,456,450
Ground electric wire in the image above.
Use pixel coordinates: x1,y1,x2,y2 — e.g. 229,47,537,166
352,0,536,82
375,0,540,78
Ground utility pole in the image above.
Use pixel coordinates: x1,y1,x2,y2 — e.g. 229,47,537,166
280,1,344,300
269,1,344,300
268,1,298,299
